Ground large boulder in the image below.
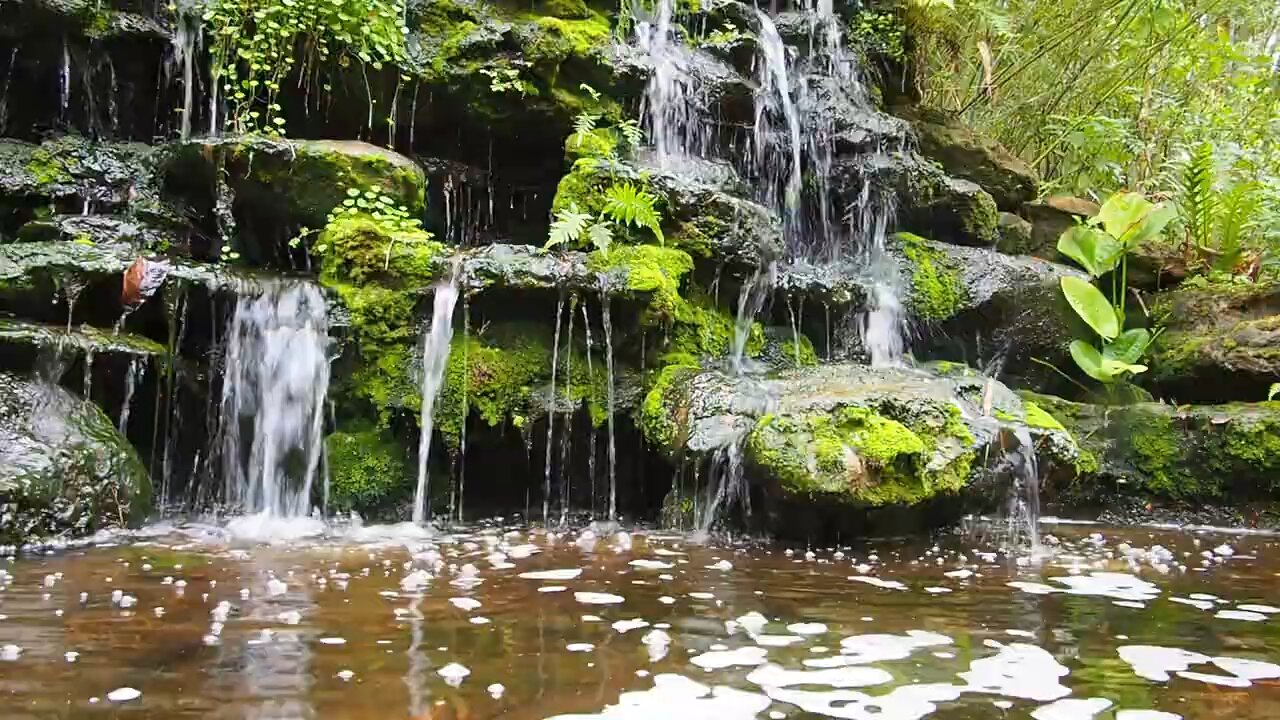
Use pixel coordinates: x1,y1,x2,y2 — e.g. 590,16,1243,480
839,153,999,247
0,372,151,543
640,362,1081,526
1025,392,1280,511
1144,280,1280,402
902,107,1038,211
1020,196,1097,259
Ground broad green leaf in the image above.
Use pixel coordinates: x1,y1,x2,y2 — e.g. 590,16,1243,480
1101,358,1148,378
1069,339,1114,383
1124,202,1176,247
1057,225,1122,277
1103,328,1152,364
1061,276,1119,340
1096,191,1155,243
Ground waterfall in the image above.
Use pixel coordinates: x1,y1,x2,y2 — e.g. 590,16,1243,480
1003,428,1043,554
59,38,70,120
581,301,598,517
412,275,460,525
694,434,748,539
171,2,200,141
853,178,906,366
636,0,711,166
754,11,804,228
220,283,331,521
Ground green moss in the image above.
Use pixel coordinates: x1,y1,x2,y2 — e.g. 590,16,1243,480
326,428,410,513
746,403,975,507
433,322,609,449
897,232,967,321
1127,412,1204,497
588,244,694,321
1023,402,1067,433
640,362,698,451
316,215,447,425
542,0,591,19
779,335,819,367
24,148,74,188
523,14,612,66
565,127,617,164
668,215,728,259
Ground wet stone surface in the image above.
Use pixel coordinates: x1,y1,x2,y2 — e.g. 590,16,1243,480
0,520,1277,718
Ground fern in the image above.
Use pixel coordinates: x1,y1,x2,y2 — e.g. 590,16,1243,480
616,119,644,153
1180,142,1217,251
587,221,613,254
545,205,592,249
602,182,664,245
1215,180,1263,270
572,112,600,146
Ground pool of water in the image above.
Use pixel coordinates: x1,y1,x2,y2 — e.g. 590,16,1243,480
0,518,1277,719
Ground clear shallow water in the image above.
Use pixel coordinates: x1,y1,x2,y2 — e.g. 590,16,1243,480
0,521,1278,719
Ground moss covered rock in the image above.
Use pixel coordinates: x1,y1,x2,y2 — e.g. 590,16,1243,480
1145,280,1280,402
0,372,151,543
904,108,1038,211
326,428,411,515
642,363,1078,515
1023,392,1280,506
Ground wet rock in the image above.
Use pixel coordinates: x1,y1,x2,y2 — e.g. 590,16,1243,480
0,135,157,207
641,362,1079,516
15,214,174,248
1021,196,1097,259
1024,392,1280,509
0,371,150,543
649,168,784,267
0,318,166,362
163,137,426,260
1144,280,1280,402
0,1,169,42
994,212,1034,255
902,107,1038,211
839,153,999,247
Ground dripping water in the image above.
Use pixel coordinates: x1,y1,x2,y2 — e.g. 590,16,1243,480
413,271,460,525
731,263,776,373
581,300,598,518
220,283,331,522
852,178,906,367
600,287,618,521
559,295,577,527
60,38,70,122
1003,428,1043,556
542,294,565,524
171,1,201,140
0,48,16,132
117,358,144,434
753,11,804,230
455,300,470,523
694,434,748,539
635,0,712,166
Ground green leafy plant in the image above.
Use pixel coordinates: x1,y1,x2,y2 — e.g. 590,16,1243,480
544,182,664,254
202,0,409,135
1055,191,1175,384
698,21,747,48
545,204,614,254
480,61,534,96
292,185,425,264
569,84,646,161
602,182,663,244
1174,142,1269,275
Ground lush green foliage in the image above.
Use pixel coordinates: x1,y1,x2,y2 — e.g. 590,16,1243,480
908,0,1280,268
1056,191,1173,384
545,181,664,253
201,0,409,135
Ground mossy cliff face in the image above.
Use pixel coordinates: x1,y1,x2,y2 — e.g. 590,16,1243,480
326,427,411,514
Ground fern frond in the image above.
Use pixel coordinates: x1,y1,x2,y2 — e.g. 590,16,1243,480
617,119,644,153
602,182,665,244
545,205,592,249
572,113,600,146
587,221,613,254
1179,142,1218,250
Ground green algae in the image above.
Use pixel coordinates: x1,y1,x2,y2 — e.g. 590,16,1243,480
897,232,967,321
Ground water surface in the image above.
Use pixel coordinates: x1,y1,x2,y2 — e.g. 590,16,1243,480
1,520,1277,719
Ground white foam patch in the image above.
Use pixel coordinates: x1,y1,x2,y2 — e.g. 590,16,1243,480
763,683,963,720
1051,572,1160,602
1212,656,1280,681
449,597,481,611
1118,646,1209,682
747,664,893,688
613,619,650,634
539,586,568,593
107,688,141,703
1237,604,1280,614
1031,698,1113,720
1215,609,1267,622
568,643,595,653
1008,581,1057,595
847,576,908,591
1169,597,1213,610
575,592,625,605
959,642,1071,701
814,631,952,667
691,646,769,670
545,674,769,720
1115,711,1182,720
787,623,828,636
521,569,583,581
752,634,804,647
629,560,674,570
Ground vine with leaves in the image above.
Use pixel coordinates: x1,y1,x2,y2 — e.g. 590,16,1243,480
201,0,410,135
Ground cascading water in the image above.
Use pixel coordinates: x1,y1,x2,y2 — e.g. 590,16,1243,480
219,283,331,528
413,274,460,525
1002,428,1043,555
170,1,201,141
731,263,777,373
693,434,748,539
635,0,713,167
853,178,906,367
542,294,565,524
753,11,804,229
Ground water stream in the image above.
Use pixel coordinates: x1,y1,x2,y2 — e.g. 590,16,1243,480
413,274,460,525
218,283,331,529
